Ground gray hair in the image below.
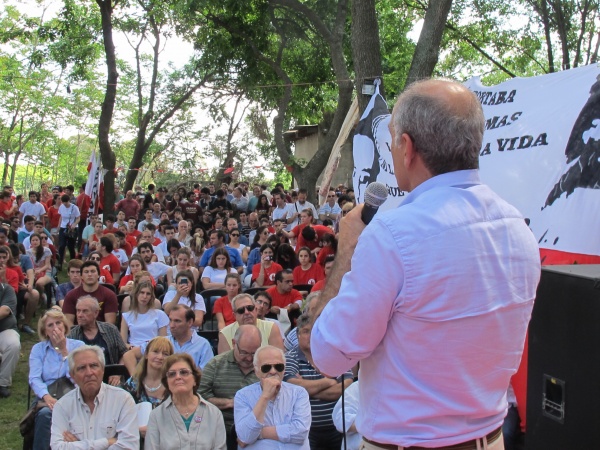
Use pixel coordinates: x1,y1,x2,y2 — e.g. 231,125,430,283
68,345,106,373
303,291,320,313
392,78,484,175
231,293,255,310
253,344,285,368
296,314,312,332
76,295,99,311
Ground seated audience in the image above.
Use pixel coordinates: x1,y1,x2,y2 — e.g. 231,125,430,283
145,353,226,449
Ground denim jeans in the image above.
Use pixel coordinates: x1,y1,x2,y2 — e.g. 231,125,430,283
33,405,52,450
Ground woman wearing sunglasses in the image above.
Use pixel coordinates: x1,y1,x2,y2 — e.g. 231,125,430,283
145,353,226,450
227,228,249,264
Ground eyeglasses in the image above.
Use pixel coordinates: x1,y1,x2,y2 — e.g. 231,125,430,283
230,233,239,237
327,195,334,198
260,363,285,374
40,236,48,240
255,299,270,307
236,343,255,358
89,257,101,261
166,368,193,378
235,304,255,314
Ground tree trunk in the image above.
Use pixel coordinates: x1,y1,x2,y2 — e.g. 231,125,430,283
351,0,384,115
96,0,118,211
2,152,9,186
538,0,556,72
405,0,453,86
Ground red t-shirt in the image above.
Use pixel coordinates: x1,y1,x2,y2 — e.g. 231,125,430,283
292,264,324,285
0,199,15,220
293,224,330,251
76,193,91,219
47,206,61,229
100,253,121,278
120,241,133,257
316,246,335,267
99,269,114,285
62,285,118,323
103,227,117,235
5,266,21,292
213,296,236,326
252,262,283,286
125,233,139,250
265,286,303,309
311,278,326,292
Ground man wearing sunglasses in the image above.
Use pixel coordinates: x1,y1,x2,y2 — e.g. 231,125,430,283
217,294,284,354
198,324,260,436
284,314,353,450
234,345,311,449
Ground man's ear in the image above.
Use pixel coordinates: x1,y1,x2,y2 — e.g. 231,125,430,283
401,133,417,169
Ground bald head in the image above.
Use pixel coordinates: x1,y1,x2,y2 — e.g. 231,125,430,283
391,78,484,177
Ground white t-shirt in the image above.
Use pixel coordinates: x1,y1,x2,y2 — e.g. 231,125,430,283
19,201,46,225
58,203,81,228
162,292,207,313
113,249,128,265
201,266,237,285
122,309,169,346
272,203,294,231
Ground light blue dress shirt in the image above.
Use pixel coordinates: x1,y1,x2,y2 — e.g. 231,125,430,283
311,170,541,447
141,333,214,369
29,338,85,398
234,381,311,449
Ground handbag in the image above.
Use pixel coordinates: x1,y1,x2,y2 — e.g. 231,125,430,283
47,376,75,399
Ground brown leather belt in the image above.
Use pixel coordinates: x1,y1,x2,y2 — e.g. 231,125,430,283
363,426,502,450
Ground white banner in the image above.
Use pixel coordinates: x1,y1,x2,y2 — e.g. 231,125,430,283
464,63,600,258
352,65,600,260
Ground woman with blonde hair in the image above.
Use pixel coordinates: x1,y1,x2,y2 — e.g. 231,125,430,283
120,281,168,347
28,309,84,450
123,337,174,437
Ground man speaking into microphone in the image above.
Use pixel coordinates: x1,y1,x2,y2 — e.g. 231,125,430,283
311,79,541,450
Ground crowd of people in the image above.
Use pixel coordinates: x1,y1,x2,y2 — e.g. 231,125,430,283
0,76,537,450
0,178,363,449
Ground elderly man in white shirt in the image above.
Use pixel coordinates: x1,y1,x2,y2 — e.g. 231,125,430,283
50,345,139,450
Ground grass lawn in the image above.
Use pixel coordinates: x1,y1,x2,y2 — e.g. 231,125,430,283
0,325,38,450
0,269,68,449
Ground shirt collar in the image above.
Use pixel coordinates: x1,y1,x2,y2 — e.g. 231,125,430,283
76,382,106,407
400,169,481,208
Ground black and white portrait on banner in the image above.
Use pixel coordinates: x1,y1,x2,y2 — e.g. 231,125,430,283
352,80,404,211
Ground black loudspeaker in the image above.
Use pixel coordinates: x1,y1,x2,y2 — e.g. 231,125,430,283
526,265,600,450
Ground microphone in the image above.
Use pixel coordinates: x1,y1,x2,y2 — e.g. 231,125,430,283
361,182,388,225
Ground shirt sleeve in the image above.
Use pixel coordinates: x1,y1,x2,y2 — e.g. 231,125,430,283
157,310,169,329
234,388,263,445
311,218,404,377
29,343,49,398
229,248,243,268
283,350,300,381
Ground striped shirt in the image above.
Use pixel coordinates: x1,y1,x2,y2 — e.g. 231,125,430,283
197,350,259,430
284,346,352,428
